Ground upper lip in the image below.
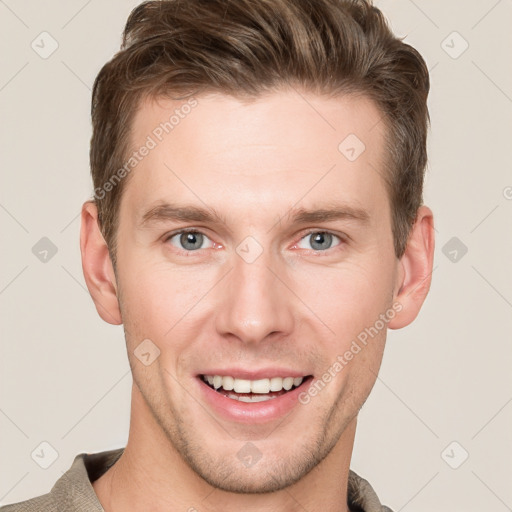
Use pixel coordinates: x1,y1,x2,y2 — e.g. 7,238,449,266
198,368,311,380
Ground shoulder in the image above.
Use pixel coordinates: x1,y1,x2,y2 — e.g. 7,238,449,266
0,448,123,512
0,493,57,512
348,469,394,512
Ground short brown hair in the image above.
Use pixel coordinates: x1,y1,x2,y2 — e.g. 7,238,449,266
90,0,430,267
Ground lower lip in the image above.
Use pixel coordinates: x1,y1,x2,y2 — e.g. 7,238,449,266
196,376,312,424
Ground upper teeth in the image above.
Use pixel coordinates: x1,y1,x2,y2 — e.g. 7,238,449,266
203,375,304,393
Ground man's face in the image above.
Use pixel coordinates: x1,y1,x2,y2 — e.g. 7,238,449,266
114,89,401,492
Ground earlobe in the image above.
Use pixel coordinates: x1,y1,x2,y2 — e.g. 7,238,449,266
388,205,435,330
80,201,123,325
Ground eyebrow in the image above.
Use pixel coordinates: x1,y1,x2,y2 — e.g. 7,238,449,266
139,201,370,228
139,203,227,227
289,204,370,225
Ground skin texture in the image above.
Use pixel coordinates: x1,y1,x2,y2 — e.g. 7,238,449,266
81,88,435,512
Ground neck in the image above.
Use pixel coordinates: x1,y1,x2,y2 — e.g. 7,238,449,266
93,383,357,512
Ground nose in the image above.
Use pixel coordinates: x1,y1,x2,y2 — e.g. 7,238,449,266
214,249,295,346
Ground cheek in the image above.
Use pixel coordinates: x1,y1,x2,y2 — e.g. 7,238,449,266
117,262,212,342
293,256,395,342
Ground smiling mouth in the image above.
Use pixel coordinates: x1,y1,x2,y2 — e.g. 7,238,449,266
200,374,312,402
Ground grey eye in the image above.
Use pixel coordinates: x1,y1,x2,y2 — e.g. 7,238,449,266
168,231,213,251
297,232,341,251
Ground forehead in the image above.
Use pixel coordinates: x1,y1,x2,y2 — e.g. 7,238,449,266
122,88,388,225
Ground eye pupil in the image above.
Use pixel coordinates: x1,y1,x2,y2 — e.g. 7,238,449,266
180,232,203,250
310,232,332,251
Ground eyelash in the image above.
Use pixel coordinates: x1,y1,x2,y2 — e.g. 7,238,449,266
164,228,347,255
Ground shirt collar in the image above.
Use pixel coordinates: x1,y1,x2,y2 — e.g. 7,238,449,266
50,448,391,512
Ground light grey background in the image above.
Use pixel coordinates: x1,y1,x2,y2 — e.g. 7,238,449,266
1,1,511,510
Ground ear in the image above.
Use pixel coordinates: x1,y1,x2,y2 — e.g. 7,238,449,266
80,201,122,325
388,205,435,329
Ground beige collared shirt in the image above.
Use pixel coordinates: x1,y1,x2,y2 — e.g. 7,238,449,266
1,448,393,511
